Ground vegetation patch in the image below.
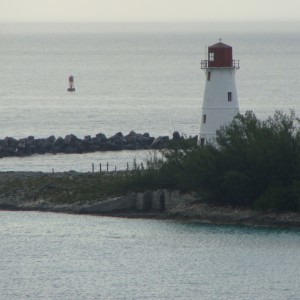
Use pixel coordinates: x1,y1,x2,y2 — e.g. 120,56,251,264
0,172,130,204
123,111,300,213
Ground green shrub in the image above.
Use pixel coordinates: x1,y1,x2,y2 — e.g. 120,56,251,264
121,110,300,212
219,170,253,206
254,186,298,212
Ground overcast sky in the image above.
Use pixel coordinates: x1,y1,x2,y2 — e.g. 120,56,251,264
0,0,299,22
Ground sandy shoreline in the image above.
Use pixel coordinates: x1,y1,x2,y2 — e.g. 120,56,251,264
0,171,299,229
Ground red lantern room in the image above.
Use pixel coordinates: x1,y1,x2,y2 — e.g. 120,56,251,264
208,42,232,67
201,40,239,69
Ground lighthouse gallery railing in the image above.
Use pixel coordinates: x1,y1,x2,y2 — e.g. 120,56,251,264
201,60,240,69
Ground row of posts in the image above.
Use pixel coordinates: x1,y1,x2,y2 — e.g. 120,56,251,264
51,162,145,174
91,162,145,173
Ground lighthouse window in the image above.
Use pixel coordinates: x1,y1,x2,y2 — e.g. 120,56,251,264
209,52,214,62
228,92,232,102
207,72,211,81
202,114,207,124
200,138,205,146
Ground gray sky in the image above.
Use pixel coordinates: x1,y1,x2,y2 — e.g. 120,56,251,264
0,0,299,22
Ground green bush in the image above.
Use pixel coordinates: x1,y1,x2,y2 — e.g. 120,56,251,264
219,170,253,206
129,110,300,212
254,185,298,212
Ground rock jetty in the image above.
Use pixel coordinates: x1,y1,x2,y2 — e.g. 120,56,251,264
0,131,188,158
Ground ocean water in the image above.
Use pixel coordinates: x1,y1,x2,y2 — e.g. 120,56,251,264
0,22,300,171
0,211,299,300
1,25,300,299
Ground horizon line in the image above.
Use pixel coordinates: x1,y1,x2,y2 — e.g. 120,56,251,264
1,20,300,24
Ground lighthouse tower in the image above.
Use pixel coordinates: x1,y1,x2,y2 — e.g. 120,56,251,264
199,40,240,146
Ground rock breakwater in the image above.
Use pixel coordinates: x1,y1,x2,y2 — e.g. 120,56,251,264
0,131,187,158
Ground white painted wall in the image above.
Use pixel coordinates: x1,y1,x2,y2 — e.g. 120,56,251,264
199,68,239,145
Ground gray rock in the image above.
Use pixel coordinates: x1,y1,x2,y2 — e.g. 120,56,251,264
80,194,137,213
53,137,64,148
151,136,169,149
95,133,107,142
108,132,124,145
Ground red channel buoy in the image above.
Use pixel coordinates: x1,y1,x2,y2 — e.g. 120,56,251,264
67,75,75,92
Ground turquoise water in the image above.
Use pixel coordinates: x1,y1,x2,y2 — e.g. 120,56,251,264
0,211,299,299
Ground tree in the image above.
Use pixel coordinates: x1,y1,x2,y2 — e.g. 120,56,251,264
127,110,300,212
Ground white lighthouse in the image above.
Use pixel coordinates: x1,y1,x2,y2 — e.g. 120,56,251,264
199,40,240,146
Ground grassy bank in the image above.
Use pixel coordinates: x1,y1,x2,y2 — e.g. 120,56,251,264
0,172,128,206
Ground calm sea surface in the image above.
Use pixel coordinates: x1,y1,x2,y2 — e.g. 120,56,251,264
0,211,299,300
0,24,300,300
0,23,300,171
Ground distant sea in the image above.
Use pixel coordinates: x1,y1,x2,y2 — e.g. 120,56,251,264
0,22,300,172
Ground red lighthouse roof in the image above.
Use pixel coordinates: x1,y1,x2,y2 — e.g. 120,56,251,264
209,42,232,49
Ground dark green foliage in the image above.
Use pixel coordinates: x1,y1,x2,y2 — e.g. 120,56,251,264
254,185,298,212
217,111,299,188
214,110,300,210
220,170,253,206
128,110,300,212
